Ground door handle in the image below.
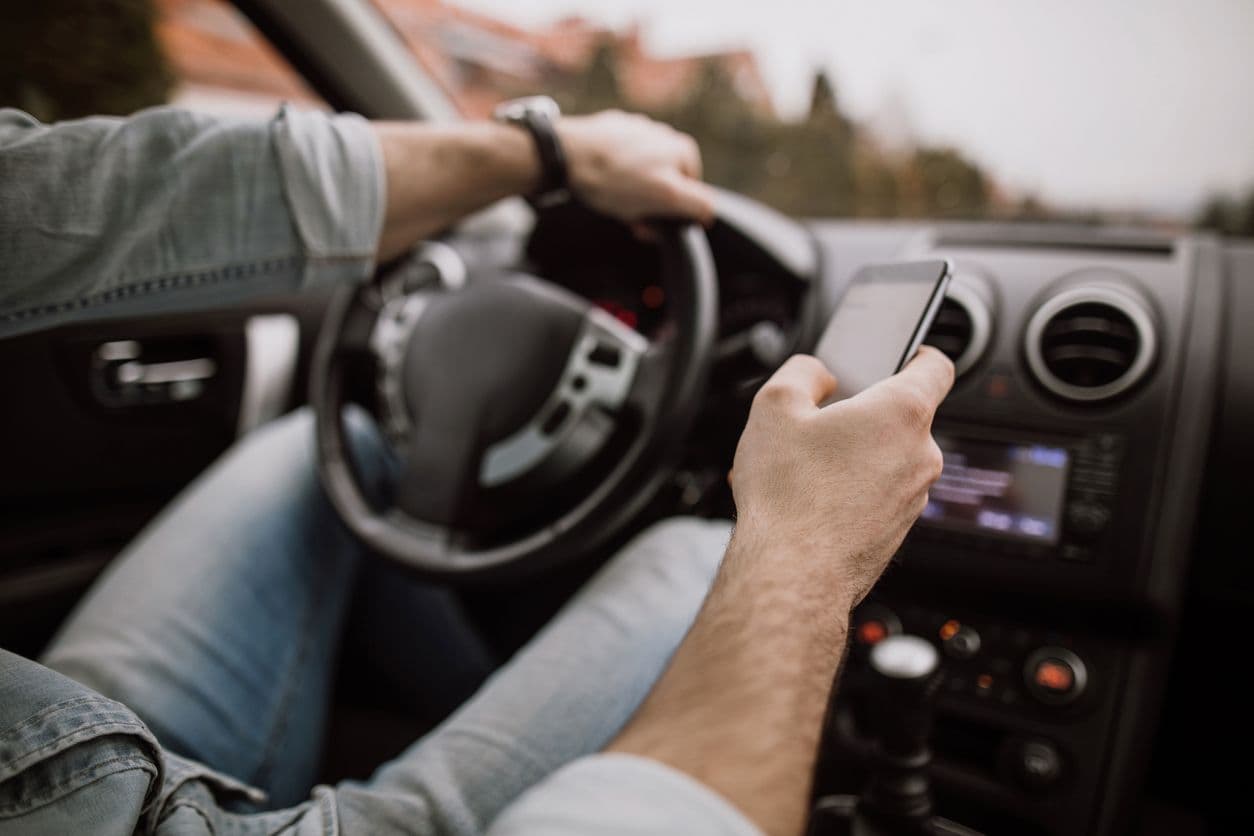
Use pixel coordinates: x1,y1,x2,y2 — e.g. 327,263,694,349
115,357,217,385
94,339,218,404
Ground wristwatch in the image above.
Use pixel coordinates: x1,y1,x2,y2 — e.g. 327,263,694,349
493,95,570,207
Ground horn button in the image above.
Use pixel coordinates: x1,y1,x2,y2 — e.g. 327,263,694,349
375,276,644,527
400,279,586,446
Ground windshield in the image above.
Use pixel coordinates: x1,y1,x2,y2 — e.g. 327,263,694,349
378,0,1254,235
5,0,1250,235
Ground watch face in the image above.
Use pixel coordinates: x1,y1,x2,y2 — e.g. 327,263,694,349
495,95,560,123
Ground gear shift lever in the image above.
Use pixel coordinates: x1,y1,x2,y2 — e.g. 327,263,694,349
809,634,980,836
861,635,943,832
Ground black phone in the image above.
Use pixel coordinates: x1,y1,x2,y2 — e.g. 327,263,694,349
813,259,953,403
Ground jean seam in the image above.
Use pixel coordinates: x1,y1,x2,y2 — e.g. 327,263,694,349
0,695,107,740
1,719,151,775
316,786,339,836
0,696,152,782
0,757,157,817
0,251,369,325
159,800,219,835
248,514,350,794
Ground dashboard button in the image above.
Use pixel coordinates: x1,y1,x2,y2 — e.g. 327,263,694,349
941,622,982,660
1011,739,1064,791
857,620,888,646
587,343,622,367
1025,647,1088,705
853,604,902,648
1066,501,1111,540
1060,544,1094,562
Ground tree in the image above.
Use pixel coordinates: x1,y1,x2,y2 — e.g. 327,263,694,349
904,147,990,218
560,39,624,115
1196,189,1254,237
0,0,172,121
555,42,995,220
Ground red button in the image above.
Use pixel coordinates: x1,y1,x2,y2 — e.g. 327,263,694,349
856,620,888,646
1033,660,1075,693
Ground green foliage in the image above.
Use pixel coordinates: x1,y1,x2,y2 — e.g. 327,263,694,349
0,0,172,121
558,45,990,219
905,147,990,218
556,39,622,115
1196,188,1254,237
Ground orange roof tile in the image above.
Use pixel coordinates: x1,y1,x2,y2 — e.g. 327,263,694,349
157,0,774,118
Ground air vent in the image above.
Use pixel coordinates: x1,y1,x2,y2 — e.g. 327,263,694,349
1024,287,1156,402
924,280,991,377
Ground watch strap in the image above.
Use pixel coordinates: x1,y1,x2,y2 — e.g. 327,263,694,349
508,107,569,205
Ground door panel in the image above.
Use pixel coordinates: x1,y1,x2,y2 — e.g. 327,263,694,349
0,304,311,654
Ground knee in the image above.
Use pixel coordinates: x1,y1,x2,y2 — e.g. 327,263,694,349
609,516,733,591
242,405,393,498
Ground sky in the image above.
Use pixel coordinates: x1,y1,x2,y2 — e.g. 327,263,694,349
450,0,1254,216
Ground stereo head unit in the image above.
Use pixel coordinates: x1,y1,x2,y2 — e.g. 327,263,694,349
916,428,1124,563
924,435,1070,544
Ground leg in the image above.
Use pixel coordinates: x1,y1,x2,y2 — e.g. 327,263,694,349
40,407,390,807
336,516,733,834
346,557,498,720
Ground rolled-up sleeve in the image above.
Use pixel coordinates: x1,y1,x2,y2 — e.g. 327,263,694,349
486,753,763,836
0,105,384,338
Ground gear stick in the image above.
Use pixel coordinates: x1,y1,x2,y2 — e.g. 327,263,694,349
810,634,980,836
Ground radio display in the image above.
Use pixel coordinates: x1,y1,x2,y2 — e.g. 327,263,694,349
921,436,1070,544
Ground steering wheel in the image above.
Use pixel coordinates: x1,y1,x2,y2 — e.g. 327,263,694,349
311,218,718,580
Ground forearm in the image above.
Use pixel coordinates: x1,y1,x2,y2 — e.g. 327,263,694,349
608,526,852,836
374,110,718,261
373,121,538,261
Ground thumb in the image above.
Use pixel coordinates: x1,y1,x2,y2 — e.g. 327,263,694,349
647,169,717,226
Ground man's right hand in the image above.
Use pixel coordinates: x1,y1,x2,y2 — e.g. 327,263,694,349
730,346,955,611
610,347,953,836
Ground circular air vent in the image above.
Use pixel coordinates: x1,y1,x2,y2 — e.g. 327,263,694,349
924,279,991,377
1024,286,1156,402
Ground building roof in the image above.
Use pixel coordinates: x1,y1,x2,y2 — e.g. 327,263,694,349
156,0,775,118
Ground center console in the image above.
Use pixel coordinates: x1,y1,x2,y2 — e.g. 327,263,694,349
809,226,1226,835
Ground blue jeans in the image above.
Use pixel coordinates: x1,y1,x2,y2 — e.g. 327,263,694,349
10,408,731,833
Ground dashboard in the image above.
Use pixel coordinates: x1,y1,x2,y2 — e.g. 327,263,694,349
522,198,1248,834
807,224,1243,835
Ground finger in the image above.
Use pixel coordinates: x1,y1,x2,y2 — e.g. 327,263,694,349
676,132,703,180
631,222,659,243
878,345,956,412
651,170,717,226
755,354,838,412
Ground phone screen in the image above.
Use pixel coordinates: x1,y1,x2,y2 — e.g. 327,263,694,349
814,259,951,403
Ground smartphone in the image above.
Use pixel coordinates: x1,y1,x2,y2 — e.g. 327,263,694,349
813,259,953,403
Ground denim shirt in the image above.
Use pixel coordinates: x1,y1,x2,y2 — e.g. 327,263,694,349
0,105,383,338
0,106,760,836
1,649,756,836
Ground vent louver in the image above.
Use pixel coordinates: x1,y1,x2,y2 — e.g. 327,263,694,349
1025,287,1156,402
923,281,991,377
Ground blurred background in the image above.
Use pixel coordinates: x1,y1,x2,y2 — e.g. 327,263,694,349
2,0,1251,235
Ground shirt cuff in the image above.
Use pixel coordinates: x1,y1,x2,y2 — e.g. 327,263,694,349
271,105,385,288
487,753,763,836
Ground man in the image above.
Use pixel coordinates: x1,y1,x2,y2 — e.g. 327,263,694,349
0,103,952,835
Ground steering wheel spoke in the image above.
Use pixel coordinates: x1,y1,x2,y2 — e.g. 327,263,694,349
625,339,675,416
479,306,647,488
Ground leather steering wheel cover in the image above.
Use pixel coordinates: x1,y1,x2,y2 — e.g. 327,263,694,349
312,221,718,579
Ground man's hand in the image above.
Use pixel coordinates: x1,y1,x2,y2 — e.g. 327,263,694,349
373,110,712,261
731,347,954,610
609,348,953,836
558,110,716,227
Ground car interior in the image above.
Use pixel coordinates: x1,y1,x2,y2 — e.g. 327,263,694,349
2,1,1250,834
